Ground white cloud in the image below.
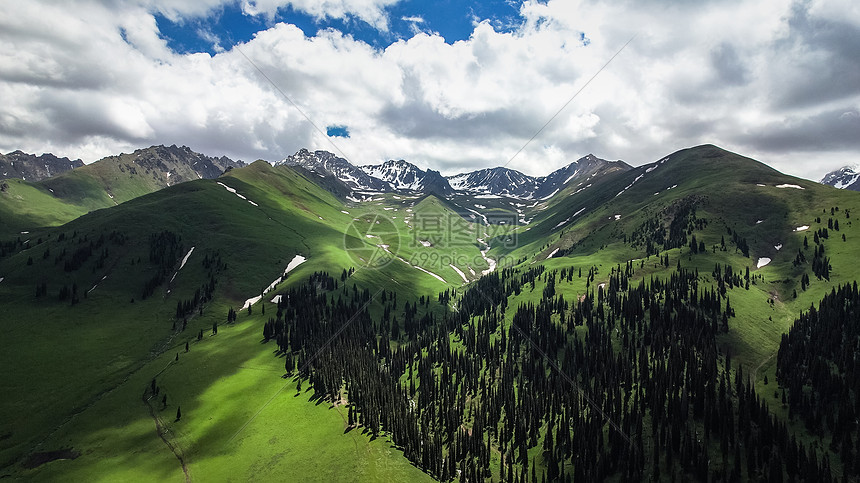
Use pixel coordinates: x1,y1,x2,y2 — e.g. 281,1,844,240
197,28,226,53
240,0,398,30
0,0,858,183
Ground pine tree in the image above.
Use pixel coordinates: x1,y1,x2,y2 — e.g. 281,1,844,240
175,406,181,421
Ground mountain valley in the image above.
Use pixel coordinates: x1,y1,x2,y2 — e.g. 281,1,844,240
1,144,859,482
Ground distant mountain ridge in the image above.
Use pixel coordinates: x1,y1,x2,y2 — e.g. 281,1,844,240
91,144,246,186
821,165,860,191
447,167,541,198
0,144,244,186
0,150,84,181
278,149,631,199
0,144,248,237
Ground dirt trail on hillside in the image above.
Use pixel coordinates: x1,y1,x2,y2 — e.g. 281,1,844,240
144,394,191,482
752,351,776,383
20,312,199,473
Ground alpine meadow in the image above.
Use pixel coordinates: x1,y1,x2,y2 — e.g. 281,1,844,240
2,1,860,482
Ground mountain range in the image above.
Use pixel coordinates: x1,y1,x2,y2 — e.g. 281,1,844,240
278,148,631,199
0,144,245,238
4,144,853,199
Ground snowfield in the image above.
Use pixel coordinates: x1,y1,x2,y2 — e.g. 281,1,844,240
449,264,469,284
170,246,195,283
397,257,446,283
242,255,307,310
616,173,646,197
218,181,258,205
775,184,804,190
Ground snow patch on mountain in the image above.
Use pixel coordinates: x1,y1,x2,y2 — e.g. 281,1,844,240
563,170,580,185
775,184,804,190
449,264,469,284
242,255,306,310
616,172,646,197
540,189,559,200
169,246,195,283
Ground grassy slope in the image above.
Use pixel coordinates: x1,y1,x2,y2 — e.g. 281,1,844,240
0,161,462,479
19,304,432,482
0,178,92,238
0,149,220,239
502,145,860,362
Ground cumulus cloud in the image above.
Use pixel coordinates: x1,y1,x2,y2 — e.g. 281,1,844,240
0,0,858,181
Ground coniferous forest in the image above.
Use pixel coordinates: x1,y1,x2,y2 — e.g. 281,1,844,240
778,283,860,478
262,263,841,482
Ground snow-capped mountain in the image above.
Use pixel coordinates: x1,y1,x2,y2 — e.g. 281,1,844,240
277,149,630,200
446,155,630,199
447,167,541,198
360,160,452,195
278,149,391,191
821,165,860,191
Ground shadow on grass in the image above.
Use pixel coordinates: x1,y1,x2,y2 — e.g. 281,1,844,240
21,449,80,470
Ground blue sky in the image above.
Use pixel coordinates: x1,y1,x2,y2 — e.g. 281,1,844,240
156,0,528,55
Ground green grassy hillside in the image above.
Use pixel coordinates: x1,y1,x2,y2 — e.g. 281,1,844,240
0,160,471,479
0,145,243,239
499,145,860,358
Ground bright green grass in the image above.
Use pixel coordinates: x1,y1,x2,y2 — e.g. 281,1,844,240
1,163,466,478
0,179,90,238
17,303,432,482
